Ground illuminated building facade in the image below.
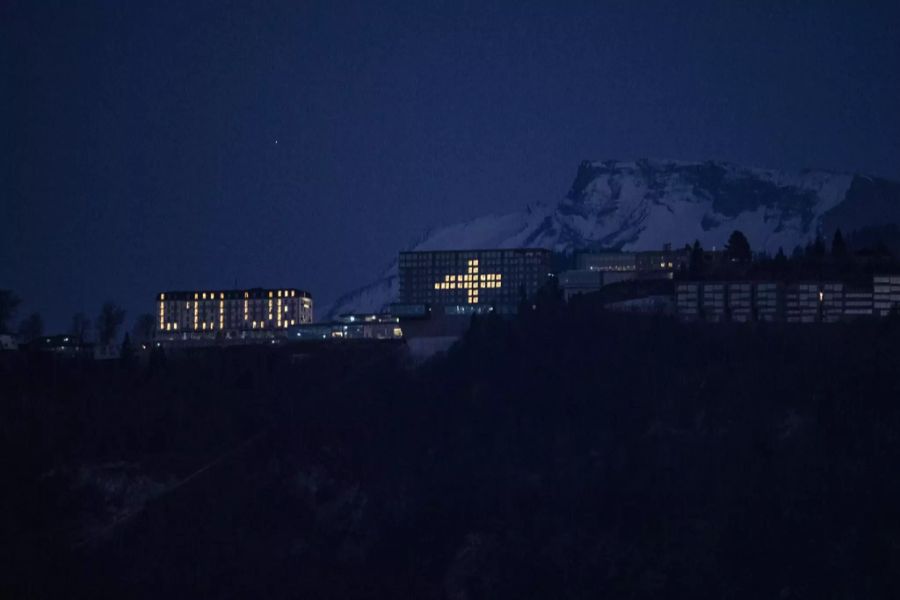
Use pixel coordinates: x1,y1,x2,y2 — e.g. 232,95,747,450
398,248,553,315
561,246,692,300
675,279,880,323
290,314,403,342
155,288,312,341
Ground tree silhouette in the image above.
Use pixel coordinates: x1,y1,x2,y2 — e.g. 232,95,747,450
725,230,752,262
18,312,44,343
812,235,827,258
773,247,788,271
689,240,705,277
0,290,21,334
96,302,126,345
70,312,92,343
831,229,847,258
132,313,156,344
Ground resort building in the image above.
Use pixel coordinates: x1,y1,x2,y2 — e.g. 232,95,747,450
397,248,553,315
675,278,886,323
289,313,403,342
155,288,313,342
560,246,692,300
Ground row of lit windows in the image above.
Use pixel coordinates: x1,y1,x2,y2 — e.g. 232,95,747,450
161,318,300,332
435,273,501,283
164,290,301,301
170,299,301,308
251,320,296,329
434,281,502,290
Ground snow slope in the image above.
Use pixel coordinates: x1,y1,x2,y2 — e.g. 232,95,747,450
326,159,898,318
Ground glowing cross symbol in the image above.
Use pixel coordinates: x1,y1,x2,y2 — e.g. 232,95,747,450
433,259,502,304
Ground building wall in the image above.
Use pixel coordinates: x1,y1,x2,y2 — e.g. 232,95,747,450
155,288,313,340
785,283,821,323
755,283,782,322
398,249,552,314
558,269,635,300
576,249,689,274
676,280,882,323
290,317,402,341
873,275,900,316
577,252,636,272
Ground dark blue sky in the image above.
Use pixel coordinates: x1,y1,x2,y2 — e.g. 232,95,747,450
3,0,899,331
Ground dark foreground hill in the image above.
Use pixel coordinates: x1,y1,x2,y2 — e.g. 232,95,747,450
3,300,900,598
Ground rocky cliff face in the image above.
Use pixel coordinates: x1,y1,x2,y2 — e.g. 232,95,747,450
327,159,899,318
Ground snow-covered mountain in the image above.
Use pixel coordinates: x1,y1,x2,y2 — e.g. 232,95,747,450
326,159,900,318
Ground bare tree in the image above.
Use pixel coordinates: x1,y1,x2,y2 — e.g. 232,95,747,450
96,302,126,346
18,312,44,343
132,313,156,344
70,312,92,343
0,290,21,334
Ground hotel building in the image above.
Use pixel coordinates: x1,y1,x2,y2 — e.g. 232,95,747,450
675,279,883,323
155,288,313,342
397,248,554,315
560,246,697,300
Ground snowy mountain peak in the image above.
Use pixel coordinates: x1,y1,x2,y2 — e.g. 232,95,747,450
325,159,900,318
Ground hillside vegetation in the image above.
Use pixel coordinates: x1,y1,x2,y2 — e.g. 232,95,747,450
2,299,900,598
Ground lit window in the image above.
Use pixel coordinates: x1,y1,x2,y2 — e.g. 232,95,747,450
202,322,207,330
244,291,249,298
252,321,257,328
194,293,198,299
434,283,440,290
174,323,178,330
291,290,296,297
278,290,282,297
291,320,295,325
268,291,273,298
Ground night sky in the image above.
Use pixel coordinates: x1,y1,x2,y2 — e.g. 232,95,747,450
3,0,899,332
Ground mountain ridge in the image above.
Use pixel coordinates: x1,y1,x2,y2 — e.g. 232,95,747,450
325,159,900,319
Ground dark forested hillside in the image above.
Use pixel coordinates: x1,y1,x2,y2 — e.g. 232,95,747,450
3,302,900,599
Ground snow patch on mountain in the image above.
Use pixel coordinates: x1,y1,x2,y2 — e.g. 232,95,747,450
325,159,895,319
